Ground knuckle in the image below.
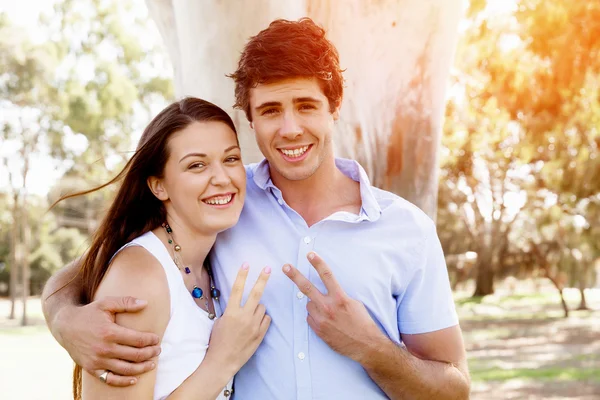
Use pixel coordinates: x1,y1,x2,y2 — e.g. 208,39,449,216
321,269,333,280
322,304,335,319
122,364,135,376
301,283,312,294
122,296,136,307
98,326,114,342
93,344,109,357
133,350,146,363
251,290,263,301
135,336,147,348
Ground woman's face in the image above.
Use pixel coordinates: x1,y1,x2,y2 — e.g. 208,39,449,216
152,121,246,235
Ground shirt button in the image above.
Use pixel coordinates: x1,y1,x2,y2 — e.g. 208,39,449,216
296,291,304,299
298,352,305,360
303,236,311,244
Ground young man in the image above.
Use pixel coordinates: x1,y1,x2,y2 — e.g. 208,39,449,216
43,18,470,399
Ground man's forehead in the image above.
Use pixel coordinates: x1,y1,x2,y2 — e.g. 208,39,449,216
250,77,325,104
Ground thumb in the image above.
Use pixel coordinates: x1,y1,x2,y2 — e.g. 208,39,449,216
98,296,148,313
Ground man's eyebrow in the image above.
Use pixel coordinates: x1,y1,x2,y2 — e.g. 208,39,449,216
179,145,240,163
254,101,281,111
294,97,322,104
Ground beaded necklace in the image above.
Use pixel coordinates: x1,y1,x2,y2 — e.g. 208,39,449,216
162,222,220,320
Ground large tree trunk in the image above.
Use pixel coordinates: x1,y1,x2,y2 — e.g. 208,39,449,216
146,0,462,218
473,251,495,297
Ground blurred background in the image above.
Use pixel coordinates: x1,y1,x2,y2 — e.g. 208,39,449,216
0,0,598,399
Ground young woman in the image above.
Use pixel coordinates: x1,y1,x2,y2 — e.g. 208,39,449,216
54,97,271,399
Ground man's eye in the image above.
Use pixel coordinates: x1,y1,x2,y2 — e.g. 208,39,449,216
299,104,316,110
262,108,278,116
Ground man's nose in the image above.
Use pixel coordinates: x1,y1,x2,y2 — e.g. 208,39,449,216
279,112,302,140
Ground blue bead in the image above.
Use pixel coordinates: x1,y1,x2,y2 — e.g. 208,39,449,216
184,267,191,274
211,288,220,299
192,286,203,298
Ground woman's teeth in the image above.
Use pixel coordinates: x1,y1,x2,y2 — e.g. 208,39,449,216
204,194,233,205
281,145,309,158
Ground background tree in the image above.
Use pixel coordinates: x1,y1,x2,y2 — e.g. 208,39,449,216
0,0,172,324
145,0,464,218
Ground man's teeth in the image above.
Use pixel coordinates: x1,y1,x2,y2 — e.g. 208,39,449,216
204,195,233,205
281,145,309,158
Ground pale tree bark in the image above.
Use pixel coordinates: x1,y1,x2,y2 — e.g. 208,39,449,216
146,0,463,218
16,129,40,326
2,156,20,320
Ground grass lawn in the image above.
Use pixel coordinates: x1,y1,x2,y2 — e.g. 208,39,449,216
456,280,600,399
0,278,599,399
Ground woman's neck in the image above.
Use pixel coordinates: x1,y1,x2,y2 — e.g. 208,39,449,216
155,216,217,274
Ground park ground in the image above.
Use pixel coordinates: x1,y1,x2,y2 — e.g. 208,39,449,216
1,279,599,399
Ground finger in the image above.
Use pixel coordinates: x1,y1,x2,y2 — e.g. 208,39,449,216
259,314,271,337
98,296,149,314
101,358,157,378
253,304,266,321
110,343,162,363
91,369,138,387
307,314,319,335
282,264,325,302
110,324,160,348
244,267,271,310
229,263,250,308
306,299,319,316
307,252,343,295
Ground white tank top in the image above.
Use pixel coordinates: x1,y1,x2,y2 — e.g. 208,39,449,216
113,231,234,400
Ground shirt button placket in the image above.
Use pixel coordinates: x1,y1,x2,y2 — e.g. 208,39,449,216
294,232,313,400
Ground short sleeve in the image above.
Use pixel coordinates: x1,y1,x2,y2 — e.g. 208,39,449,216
397,219,459,334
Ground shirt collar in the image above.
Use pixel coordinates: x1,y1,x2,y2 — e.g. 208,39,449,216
250,158,382,222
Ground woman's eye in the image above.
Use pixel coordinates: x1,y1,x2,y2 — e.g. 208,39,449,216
189,162,205,169
225,156,240,163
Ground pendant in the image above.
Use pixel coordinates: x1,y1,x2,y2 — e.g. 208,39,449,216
208,313,216,320
191,286,203,299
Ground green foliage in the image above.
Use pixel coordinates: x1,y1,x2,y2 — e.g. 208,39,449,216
440,0,600,295
0,0,173,298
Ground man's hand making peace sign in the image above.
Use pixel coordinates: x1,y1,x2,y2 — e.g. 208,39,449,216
282,251,386,363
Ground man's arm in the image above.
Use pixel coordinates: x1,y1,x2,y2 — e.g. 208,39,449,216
283,252,470,400
41,259,161,387
359,326,470,400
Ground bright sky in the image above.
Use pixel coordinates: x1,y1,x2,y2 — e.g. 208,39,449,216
0,0,518,197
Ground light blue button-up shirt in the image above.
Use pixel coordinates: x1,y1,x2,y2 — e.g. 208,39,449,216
210,158,458,400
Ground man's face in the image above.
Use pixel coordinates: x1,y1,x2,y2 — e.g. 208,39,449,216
249,77,339,183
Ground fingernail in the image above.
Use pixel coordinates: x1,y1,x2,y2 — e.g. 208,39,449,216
307,252,315,260
130,379,136,385
264,266,271,274
283,264,291,273
135,299,147,305
242,262,249,271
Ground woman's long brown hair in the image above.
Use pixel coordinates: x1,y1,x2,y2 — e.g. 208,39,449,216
51,97,237,399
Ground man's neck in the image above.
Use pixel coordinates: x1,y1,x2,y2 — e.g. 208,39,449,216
271,158,362,227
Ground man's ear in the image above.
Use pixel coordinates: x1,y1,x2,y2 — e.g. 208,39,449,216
249,121,254,130
147,176,169,201
332,98,342,121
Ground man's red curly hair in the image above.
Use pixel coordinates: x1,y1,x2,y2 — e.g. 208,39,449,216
229,18,345,121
